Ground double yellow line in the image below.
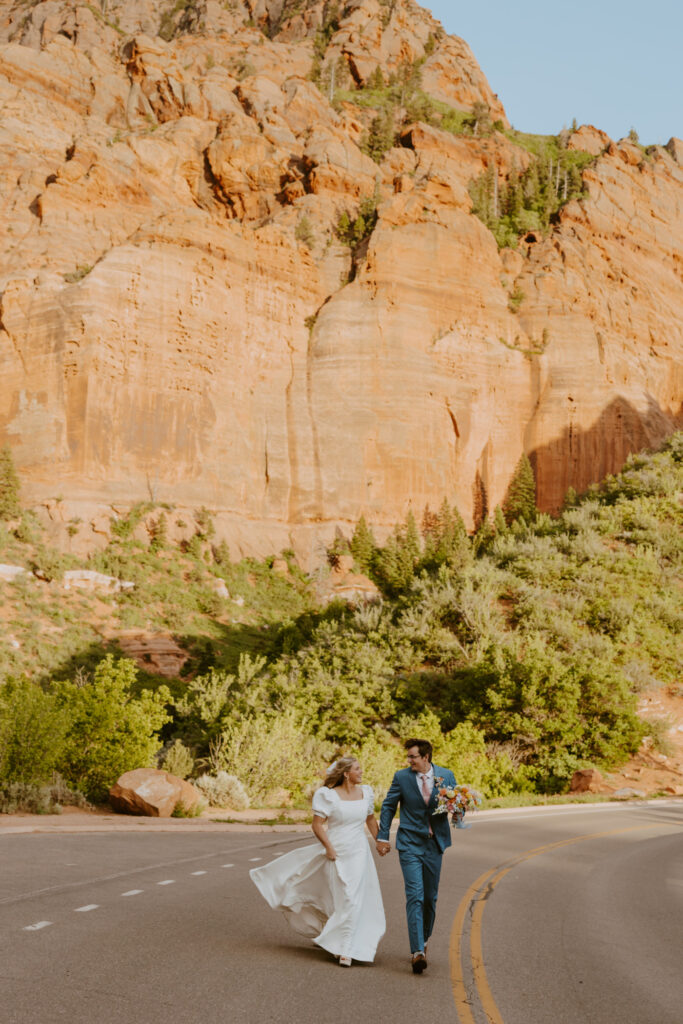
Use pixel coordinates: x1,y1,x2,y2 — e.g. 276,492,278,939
449,823,679,1024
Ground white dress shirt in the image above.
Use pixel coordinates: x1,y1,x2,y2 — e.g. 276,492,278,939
415,765,434,797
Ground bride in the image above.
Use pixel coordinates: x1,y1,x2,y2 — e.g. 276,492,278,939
250,756,386,966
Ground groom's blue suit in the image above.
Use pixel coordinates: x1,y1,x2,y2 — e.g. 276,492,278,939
378,764,457,954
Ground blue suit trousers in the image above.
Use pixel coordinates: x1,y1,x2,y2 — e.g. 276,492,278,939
398,838,443,954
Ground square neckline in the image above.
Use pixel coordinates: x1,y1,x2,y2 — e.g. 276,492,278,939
332,785,366,803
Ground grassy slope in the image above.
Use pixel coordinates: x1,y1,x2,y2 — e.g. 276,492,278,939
0,434,680,800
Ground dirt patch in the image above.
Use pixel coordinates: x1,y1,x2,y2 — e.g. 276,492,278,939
603,688,683,796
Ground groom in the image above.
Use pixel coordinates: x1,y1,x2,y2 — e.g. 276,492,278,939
376,738,457,974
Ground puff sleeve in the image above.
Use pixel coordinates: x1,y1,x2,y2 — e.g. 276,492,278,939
364,785,375,816
311,786,334,820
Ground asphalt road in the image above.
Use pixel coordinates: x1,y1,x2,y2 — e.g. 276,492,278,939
1,802,682,1024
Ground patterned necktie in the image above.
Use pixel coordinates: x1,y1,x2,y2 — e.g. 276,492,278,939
419,773,431,804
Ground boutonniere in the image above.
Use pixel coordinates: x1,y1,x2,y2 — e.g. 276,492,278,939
429,776,444,810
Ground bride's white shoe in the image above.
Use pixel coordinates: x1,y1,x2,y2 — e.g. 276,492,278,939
339,956,352,967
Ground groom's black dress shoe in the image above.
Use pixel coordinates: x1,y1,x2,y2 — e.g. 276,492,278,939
411,953,427,974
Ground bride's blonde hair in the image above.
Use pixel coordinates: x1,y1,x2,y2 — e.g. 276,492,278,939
325,756,358,788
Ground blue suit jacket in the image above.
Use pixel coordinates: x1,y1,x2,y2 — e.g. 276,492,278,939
378,765,457,854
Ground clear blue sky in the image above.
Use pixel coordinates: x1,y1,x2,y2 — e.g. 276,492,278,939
427,1,681,145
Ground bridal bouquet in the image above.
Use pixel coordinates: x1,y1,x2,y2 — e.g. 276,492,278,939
433,781,482,829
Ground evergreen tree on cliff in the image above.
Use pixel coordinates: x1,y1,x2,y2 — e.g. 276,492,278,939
503,454,537,525
0,445,21,520
350,515,376,572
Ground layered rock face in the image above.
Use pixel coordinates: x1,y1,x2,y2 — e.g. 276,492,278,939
0,0,681,560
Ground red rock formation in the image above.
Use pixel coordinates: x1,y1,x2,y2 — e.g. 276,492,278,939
0,0,680,561
109,768,203,816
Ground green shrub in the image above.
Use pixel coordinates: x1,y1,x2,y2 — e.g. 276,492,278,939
54,655,171,800
0,679,69,785
295,215,315,248
0,774,90,814
397,710,530,796
159,739,195,779
194,770,250,809
349,732,403,805
216,710,329,803
171,799,205,817
0,782,54,814
0,445,21,520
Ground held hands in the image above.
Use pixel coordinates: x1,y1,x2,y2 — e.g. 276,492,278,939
375,840,391,857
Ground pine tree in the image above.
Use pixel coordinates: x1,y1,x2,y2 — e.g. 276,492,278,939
433,498,469,567
493,505,507,536
503,454,537,525
473,517,494,556
421,504,439,540
350,515,376,572
0,444,21,520
367,65,385,91
361,105,396,163
505,166,522,220
472,471,488,530
375,533,400,592
420,504,439,563
396,510,421,575
562,486,578,510
336,210,352,244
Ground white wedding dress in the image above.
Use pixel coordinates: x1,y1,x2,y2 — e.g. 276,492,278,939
250,784,386,962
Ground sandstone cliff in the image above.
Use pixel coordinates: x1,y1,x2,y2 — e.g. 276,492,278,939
0,0,681,560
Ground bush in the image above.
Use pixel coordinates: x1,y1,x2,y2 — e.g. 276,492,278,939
194,771,250,810
0,445,21,520
160,739,195,779
173,655,269,751
453,640,645,789
0,679,69,786
216,710,329,803
0,782,54,814
295,215,315,248
397,711,530,797
0,775,90,814
349,732,404,805
54,655,171,801
171,798,205,817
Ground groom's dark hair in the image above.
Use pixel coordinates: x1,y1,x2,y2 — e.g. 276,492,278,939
404,738,433,761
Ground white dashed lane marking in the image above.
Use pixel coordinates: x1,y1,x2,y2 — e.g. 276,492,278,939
17,842,300,932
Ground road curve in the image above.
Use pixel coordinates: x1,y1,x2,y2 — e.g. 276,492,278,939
1,801,681,1024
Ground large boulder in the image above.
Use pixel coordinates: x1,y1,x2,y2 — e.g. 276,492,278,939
109,768,203,817
569,768,606,794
